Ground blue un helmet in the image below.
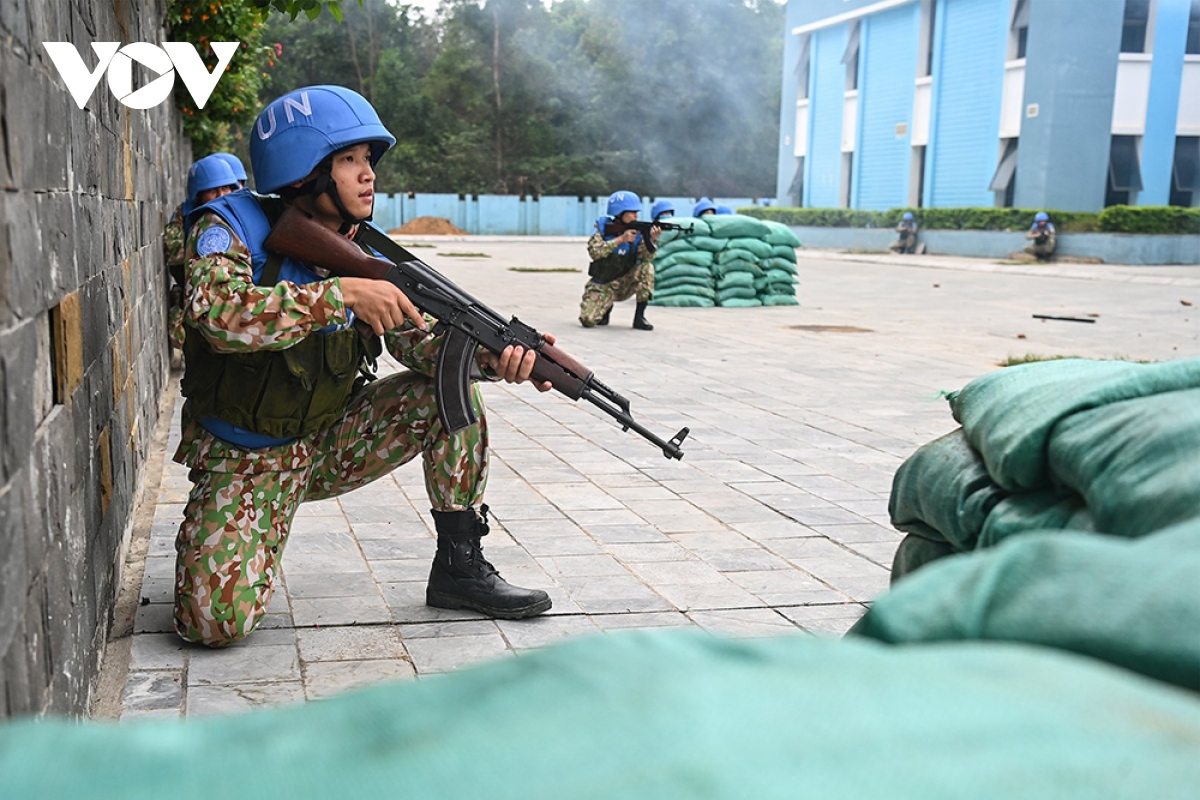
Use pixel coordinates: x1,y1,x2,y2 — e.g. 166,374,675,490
183,155,239,219
650,199,674,221
211,152,248,186
250,85,396,226
715,205,734,215
692,197,716,217
1035,211,1049,223
607,191,642,218
903,211,914,221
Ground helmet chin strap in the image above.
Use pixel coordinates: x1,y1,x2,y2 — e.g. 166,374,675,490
310,160,373,235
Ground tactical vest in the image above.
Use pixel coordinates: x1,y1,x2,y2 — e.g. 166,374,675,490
587,224,641,284
181,191,379,443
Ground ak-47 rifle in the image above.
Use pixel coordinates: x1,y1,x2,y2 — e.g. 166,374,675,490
264,206,689,460
602,219,695,254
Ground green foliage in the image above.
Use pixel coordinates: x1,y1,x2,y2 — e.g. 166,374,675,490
744,205,1200,234
262,0,784,195
1097,205,1200,234
168,0,353,154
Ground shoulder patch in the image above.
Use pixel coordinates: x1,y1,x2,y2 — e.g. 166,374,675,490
195,225,234,257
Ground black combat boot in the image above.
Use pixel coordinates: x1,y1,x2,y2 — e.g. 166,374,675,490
426,505,552,619
633,301,654,331
597,308,611,326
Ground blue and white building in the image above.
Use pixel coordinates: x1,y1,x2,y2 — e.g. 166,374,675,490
775,0,1200,211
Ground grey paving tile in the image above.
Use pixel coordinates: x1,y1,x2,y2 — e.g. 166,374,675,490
726,570,848,606
134,602,175,634
398,620,501,640
291,595,391,627
304,659,416,699
518,534,605,557
692,548,793,573
188,644,301,686
652,579,764,612
285,571,378,599
590,611,695,631
536,554,632,579
298,625,406,662
358,539,433,561
123,671,183,711
583,524,671,544
405,633,514,674
686,608,801,638
625,559,726,586
778,604,869,636
120,708,182,722
352,521,435,541
369,559,433,583
130,633,186,671
556,575,674,614
496,615,600,650
185,682,306,717
381,581,488,623
845,540,900,569
808,523,902,544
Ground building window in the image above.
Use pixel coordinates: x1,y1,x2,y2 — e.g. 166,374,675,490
989,139,1020,207
1121,0,1151,53
797,34,812,100
1187,0,1200,54
1171,137,1200,207
789,158,805,207
918,0,938,77
1106,135,1144,206
843,21,861,91
1011,0,1030,59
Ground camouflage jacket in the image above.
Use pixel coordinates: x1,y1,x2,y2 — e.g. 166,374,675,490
174,210,494,472
163,203,185,279
587,232,653,277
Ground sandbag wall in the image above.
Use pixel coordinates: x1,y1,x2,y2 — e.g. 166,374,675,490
887,358,1200,579
649,216,801,308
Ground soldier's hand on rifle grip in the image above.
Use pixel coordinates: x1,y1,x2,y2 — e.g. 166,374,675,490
617,229,638,245
649,225,662,242
484,333,556,392
339,277,427,335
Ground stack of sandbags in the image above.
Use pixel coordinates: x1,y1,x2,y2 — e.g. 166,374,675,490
888,358,1200,579
757,220,802,306
648,216,717,307
703,214,770,308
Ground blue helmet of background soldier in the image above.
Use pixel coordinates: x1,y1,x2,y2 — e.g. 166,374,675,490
715,205,733,215
186,155,239,204
606,191,641,219
692,198,716,217
250,85,397,196
1035,211,1049,223
211,152,248,186
650,200,674,221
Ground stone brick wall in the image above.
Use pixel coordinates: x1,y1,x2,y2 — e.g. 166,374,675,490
0,1,189,716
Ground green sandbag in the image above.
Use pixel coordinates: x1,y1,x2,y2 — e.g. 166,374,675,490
655,250,714,270
719,297,763,308
656,284,716,300
657,215,710,242
726,237,774,259
656,276,714,294
649,295,715,307
711,259,762,278
978,490,1094,549
4,632,1200,799
654,239,699,259
888,429,1009,554
761,258,798,274
704,213,771,239
763,268,796,284
891,534,957,577
689,235,729,252
771,244,798,262
1048,388,1200,538
948,358,1200,491
654,264,712,283
760,295,800,306
763,218,803,247
717,247,760,265
853,517,1200,691
716,286,757,303
716,272,755,290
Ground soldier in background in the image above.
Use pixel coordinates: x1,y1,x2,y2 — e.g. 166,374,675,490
651,199,675,222
163,156,240,369
889,211,918,254
692,198,717,217
580,191,659,330
1025,211,1057,260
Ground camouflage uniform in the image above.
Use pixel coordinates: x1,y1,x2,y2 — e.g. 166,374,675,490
1025,224,1057,259
163,203,187,355
579,232,655,327
174,212,493,647
889,223,917,254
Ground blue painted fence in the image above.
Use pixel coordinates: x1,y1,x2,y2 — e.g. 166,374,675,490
371,194,773,236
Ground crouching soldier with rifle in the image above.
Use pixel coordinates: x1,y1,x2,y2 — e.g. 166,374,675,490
580,191,659,330
174,86,564,646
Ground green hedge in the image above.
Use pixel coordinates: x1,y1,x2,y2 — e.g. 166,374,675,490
739,206,1200,235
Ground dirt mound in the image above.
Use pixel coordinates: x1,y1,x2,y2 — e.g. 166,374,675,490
389,217,469,236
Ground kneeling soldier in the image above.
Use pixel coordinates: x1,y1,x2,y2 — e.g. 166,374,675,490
579,191,658,330
174,86,555,647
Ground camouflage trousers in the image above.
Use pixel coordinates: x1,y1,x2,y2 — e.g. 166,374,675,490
168,285,186,353
1025,240,1056,259
579,261,655,327
889,232,917,254
174,371,488,647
